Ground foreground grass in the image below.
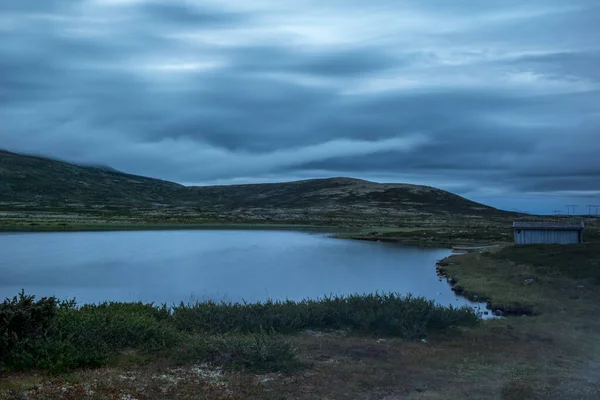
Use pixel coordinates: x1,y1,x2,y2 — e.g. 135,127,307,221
431,243,600,399
0,292,478,374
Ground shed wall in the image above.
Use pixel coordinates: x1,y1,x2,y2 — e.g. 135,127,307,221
514,229,581,245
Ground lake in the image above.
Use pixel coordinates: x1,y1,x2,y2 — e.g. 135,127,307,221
0,230,481,309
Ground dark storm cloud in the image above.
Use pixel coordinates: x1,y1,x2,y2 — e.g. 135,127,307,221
0,0,71,12
0,0,599,212
512,52,600,81
139,1,245,27
227,45,404,77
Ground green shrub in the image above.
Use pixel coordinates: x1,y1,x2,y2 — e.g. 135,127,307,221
62,301,180,351
172,293,479,338
1,296,182,372
0,291,57,369
176,333,299,373
1,291,478,373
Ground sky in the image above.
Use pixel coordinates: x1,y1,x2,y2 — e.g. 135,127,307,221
1,0,599,214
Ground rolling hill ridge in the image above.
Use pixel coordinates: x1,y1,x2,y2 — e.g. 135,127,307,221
0,150,508,223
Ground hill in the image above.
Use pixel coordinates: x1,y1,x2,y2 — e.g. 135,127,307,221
188,177,502,217
0,150,508,223
0,150,187,208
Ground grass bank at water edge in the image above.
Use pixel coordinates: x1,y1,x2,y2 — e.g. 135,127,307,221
437,243,600,316
0,291,479,374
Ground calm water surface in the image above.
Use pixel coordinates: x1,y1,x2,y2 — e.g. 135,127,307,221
0,230,480,308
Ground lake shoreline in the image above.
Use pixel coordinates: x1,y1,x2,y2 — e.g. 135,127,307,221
0,208,531,249
1,229,468,308
0,222,335,233
0,292,479,372
3,243,600,399
0,219,489,248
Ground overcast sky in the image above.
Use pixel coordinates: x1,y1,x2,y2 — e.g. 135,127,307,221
1,0,599,214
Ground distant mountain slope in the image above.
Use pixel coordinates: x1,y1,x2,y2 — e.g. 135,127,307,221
188,177,501,217
0,150,507,218
0,150,186,207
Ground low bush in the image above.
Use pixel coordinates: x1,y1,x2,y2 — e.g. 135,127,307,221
172,293,479,338
1,291,57,369
1,291,478,373
1,295,181,372
176,333,299,373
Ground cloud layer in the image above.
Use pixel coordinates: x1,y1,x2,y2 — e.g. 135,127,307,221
1,0,599,213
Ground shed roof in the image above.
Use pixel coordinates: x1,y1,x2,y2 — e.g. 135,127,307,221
513,221,584,231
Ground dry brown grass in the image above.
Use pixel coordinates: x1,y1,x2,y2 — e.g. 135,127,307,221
0,332,597,399
3,315,599,399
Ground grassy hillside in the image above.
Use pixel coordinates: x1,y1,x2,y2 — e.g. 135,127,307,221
0,150,509,224
188,177,501,216
0,150,187,209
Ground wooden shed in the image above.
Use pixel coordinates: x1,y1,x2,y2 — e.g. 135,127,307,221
513,222,584,245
